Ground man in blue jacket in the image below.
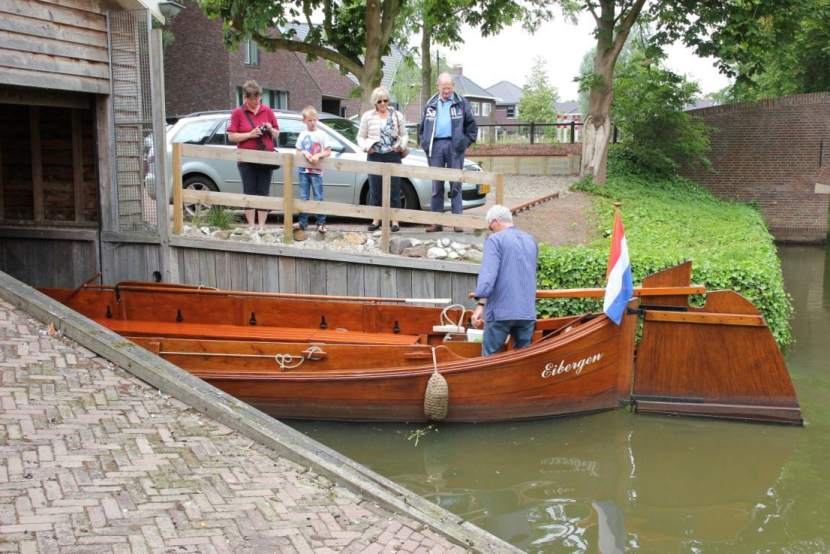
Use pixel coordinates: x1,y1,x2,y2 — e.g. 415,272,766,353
419,73,478,232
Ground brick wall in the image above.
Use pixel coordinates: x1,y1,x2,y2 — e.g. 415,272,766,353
164,2,322,117
682,93,830,243
163,1,229,117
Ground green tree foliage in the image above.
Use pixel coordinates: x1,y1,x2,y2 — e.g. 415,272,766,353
714,1,830,101
611,50,709,175
517,56,558,123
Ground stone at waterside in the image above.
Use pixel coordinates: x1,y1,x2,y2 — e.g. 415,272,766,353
427,247,448,259
402,245,427,258
292,228,307,242
390,237,413,255
464,249,483,263
343,232,367,245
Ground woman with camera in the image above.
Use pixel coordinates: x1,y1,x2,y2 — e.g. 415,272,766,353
228,80,280,230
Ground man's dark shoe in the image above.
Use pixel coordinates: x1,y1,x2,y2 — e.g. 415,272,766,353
454,227,464,233
426,224,443,233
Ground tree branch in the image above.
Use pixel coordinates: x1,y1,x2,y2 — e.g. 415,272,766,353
254,33,363,75
610,0,646,59
585,1,600,25
323,0,334,40
379,0,402,47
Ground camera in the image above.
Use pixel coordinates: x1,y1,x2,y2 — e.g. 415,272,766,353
259,124,269,133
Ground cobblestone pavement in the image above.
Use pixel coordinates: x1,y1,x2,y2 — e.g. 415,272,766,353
0,299,468,553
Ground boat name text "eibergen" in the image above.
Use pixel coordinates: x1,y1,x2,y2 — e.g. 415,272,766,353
541,353,603,379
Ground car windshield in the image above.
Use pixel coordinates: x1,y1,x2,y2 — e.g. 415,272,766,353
173,119,222,144
321,118,359,144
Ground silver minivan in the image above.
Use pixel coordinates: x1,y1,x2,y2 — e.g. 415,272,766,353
147,110,488,213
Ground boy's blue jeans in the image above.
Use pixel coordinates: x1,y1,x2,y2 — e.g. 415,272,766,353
297,171,325,228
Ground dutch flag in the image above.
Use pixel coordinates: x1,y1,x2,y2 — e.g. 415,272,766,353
603,209,634,325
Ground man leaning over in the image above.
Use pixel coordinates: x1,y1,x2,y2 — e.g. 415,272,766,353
471,205,538,356
419,72,478,233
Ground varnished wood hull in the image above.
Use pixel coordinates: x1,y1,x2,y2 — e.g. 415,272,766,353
40,262,802,425
170,316,629,422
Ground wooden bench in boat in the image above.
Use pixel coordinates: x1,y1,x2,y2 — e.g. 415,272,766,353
95,319,422,346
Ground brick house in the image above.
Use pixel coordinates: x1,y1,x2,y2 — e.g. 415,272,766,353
163,3,400,118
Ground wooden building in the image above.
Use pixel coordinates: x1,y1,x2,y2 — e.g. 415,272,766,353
0,0,171,288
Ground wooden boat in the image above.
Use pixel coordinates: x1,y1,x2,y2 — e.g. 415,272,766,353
40,262,802,425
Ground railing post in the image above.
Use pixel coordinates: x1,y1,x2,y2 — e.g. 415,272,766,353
381,165,392,253
495,173,504,206
172,143,183,235
282,152,294,244
530,122,535,145
570,121,575,143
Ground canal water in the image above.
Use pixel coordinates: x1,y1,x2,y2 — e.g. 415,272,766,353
291,244,830,553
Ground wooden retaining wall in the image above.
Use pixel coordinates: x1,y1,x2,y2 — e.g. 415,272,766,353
0,232,480,306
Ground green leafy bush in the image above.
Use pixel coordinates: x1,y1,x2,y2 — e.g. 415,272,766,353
537,170,793,348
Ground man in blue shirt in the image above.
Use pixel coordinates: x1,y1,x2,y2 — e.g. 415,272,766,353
419,73,478,232
471,205,538,356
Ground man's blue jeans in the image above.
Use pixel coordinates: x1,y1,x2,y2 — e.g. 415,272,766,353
428,139,464,214
297,171,325,228
482,319,536,356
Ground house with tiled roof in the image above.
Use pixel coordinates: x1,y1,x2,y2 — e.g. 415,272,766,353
163,3,403,118
487,80,523,123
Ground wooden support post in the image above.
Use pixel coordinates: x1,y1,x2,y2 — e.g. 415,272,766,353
381,166,392,253
495,173,504,206
282,153,294,244
172,143,183,235
30,107,44,222
72,110,84,222
0,140,4,221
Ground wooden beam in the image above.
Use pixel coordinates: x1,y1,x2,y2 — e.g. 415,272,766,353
96,95,116,233
534,285,706,299
0,66,109,95
172,143,183,235
495,173,504,205
0,141,4,221
30,106,43,223
282,153,294,243
0,51,109,79
0,13,108,48
149,26,171,281
0,29,109,63
1,0,107,31
0,86,92,109
72,109,84,222
644,310,765,327
181,145,501,186
381,166,391,252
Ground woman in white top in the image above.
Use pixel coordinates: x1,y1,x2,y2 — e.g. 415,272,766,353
357,86,408,232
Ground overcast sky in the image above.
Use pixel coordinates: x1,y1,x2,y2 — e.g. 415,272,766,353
434,13,731,101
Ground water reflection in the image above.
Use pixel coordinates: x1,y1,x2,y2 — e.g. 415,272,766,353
292,245,829,552
294,410,799,552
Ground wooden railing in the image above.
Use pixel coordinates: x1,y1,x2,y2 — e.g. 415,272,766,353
171,143,505,253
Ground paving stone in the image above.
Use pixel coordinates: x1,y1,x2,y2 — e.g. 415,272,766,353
0,299,472,553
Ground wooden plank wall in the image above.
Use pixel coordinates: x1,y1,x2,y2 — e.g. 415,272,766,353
0,0,110,94
0,236,97,287
171,247,479,306
104,242,163,284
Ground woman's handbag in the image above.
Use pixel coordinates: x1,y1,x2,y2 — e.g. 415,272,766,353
394,108,410,158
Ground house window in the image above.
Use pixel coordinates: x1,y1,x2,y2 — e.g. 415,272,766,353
471,101,480,116
235,88,288,110
482,102,491,117
506,105,516,118
243,40,259,66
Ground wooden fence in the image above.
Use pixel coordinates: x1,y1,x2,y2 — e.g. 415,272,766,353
171,143,505,253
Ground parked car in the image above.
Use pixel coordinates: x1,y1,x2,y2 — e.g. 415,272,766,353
146,110,488,215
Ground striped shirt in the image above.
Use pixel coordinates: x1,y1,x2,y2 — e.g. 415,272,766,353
474,227,538,322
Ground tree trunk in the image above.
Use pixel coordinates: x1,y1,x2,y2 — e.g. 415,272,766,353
579,0,646,184
580,57,615,183
359,0,386,113
420,26,432,117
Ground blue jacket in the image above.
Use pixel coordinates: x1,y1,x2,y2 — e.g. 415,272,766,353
419,92,478,156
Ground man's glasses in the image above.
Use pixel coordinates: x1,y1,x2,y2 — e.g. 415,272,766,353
376,99,389,104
